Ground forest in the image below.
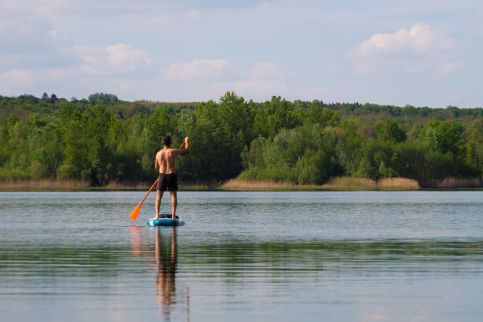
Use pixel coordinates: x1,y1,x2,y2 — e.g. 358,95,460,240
0,92,481,187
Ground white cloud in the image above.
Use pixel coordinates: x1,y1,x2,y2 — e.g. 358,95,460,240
72,43,152,75
175,60,292,100
351,23,461,75
0,1,155,96
164,59,232,80
0,42,154,98
2,0,480,106
356,23,453,55
230,61,291,98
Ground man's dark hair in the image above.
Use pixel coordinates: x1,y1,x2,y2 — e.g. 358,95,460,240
162,135,171,147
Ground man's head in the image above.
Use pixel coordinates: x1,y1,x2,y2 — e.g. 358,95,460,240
162,135,171,147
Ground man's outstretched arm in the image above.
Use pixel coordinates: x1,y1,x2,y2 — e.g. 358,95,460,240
177,137,190,155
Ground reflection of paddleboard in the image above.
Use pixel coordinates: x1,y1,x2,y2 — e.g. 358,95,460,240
147,214,185,227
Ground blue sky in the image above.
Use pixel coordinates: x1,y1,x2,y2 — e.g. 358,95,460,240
1,0,482,107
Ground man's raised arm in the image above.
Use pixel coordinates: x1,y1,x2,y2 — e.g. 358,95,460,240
177,137,190,155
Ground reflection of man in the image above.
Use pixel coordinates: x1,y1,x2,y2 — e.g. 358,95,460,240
155,227,177,314
129,226,189,321
153,136,190,220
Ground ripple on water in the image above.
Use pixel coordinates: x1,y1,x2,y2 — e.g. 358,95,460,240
0,191,483,322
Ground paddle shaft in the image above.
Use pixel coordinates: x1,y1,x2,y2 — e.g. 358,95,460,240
137,179,159,207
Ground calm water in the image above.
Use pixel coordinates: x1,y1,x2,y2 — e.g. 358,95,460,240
1,191,482,322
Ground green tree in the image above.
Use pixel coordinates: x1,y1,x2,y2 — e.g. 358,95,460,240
57,104,90,180
83,104,112,185
375,120,407,143
253,96,298,138
421,120,465,158
0,93,481,186
88,93,119,105
295,149,331,184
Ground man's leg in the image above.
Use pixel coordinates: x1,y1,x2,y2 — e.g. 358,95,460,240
170,191,177,219
155,190,164,219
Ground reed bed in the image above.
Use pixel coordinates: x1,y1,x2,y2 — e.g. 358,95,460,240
322,177,377,189
180,182,220,190
101,181,152,191
224,177,421,191
376,177,420,189
0,179,90,191
95,181,219,191
421,177,482,188
1,177,478,191
316,177,419,190
0,180,219,191
222,179,297,190
439,177,481,188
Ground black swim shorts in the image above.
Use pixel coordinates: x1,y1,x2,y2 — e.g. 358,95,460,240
156,173,178,191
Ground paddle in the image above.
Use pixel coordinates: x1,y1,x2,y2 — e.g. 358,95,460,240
130,179,159,221
129,139,188,221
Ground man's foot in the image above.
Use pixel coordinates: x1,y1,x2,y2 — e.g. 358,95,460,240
150,216,159,221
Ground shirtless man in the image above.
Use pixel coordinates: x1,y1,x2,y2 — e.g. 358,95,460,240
153,135,190,220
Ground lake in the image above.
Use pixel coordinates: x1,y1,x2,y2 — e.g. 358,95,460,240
1,191,482,322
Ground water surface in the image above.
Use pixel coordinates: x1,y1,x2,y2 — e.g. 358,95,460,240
1,191,482,322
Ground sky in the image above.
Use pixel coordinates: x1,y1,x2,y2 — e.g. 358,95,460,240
1,0,483,107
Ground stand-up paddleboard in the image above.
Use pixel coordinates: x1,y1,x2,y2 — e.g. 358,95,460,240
147,214,185,227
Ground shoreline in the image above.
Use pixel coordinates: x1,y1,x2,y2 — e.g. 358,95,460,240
0,177,481,192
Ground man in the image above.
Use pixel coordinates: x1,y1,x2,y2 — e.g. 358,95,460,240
153,135,189,220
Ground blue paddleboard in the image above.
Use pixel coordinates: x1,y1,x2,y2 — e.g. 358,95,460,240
147,215,185,227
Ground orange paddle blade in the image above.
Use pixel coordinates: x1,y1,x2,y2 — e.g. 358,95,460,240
130,203,141,221
129,178,159,222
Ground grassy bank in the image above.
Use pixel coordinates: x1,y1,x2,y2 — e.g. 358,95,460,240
222,177,421,191
97,181,220,191
222,176,482,191
0,179,91,191
0,179,220,191
0,177,480,192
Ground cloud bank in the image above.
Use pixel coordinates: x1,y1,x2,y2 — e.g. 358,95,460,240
73,44,152,75
351,23,461,75
1,0,482,106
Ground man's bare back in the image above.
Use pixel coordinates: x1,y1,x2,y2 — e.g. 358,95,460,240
155,138,189,174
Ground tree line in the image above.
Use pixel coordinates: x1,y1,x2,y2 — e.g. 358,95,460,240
0,92,481,186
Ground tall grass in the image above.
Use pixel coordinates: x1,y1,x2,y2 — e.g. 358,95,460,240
101,181,152,191
0,179,220,191
79,180,218,191
0,179,90,191
223,177,421,190
322,177,377,189
377,177,420,189
319,177,420,189
1,176,478,191
421,177,482,188
222,179,297,190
